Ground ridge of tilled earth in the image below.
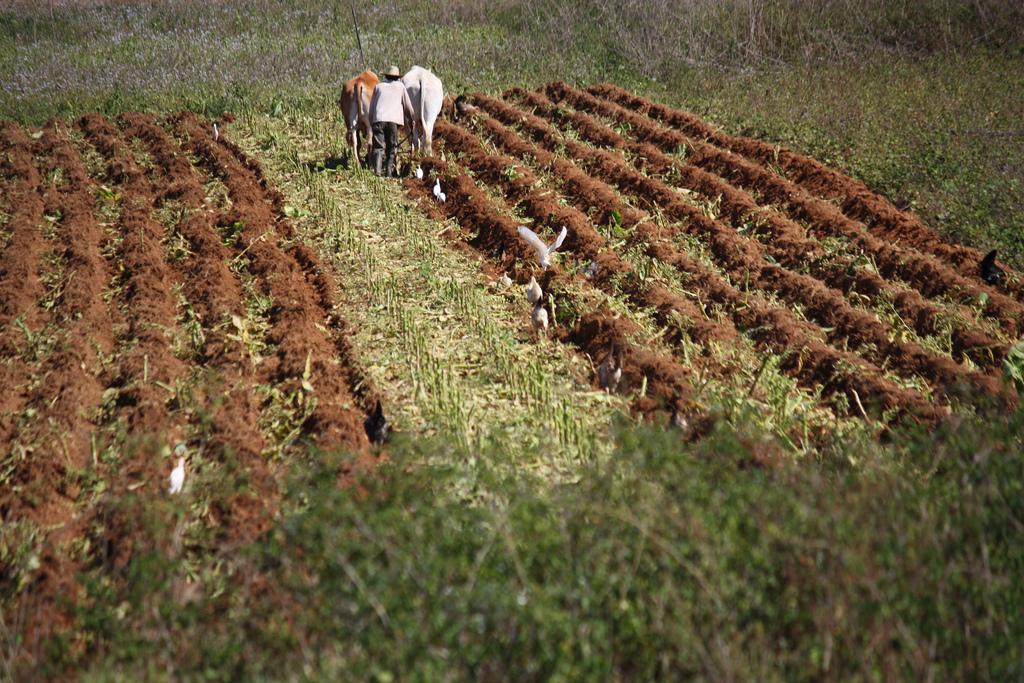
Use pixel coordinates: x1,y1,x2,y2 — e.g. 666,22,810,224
406,82,1020,425
0,112,376,647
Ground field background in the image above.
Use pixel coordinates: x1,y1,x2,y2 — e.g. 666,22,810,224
2,1,1024,680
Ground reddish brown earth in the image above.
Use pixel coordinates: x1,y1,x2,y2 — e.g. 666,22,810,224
0,112,376,657
4,82,1021,669
409,83,1021,427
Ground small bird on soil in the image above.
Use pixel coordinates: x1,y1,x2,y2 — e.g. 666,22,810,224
168,457,185,495
415,164,424,180
597,345,623,394
670,410,690,432
499,273,513,288
454,95,478,120
980,249,1005,286
212,123,219,142
364,399,389,445
531,301,548,335
583,261,599,279
437,191,446,203
433,178,441,198
518,225,567,271
526,276,543,305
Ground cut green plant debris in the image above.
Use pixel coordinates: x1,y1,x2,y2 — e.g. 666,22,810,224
237,109,625,480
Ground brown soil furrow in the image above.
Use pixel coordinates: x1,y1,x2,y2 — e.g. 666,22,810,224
0,120,110,530
439,118,738,348
170,112,370,453
122,113,262,393
585,84,974,259
586,83,1021,297
49,121,119,355
121,114,247,353
77,113,192,455
453,103,946,421
519,88,1005,397
78,113,155,197
490,90,1000,402
119,114,277,545
112,195,189,434
24,121,112,456
135,115,210,208
0,124,51,517
542,83,1009,366
0,123,48,351
410,151,695,417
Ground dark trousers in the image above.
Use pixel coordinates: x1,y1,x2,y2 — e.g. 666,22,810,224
371,121,399,176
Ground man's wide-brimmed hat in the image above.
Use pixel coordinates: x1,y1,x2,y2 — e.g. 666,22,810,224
382,65,402,79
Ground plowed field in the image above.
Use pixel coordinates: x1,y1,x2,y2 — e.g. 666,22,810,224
0,111,377,646
410,82,1020,426
2,82,1021,662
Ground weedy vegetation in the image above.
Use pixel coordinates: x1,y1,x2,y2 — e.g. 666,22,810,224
2,0,1024,681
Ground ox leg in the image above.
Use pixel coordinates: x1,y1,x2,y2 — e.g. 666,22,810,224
348,128,360,166
363,120,374,167
408,123,421,155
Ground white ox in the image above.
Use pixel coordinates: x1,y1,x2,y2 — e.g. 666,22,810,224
339,70,379,165
401,66,443,157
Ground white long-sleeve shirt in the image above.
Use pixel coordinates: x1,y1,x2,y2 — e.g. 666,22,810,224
370,80,415,126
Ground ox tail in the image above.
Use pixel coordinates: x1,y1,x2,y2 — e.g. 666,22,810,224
351,82,364,131
416,77,429,155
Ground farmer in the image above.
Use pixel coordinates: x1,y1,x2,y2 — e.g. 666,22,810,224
369,65,415,178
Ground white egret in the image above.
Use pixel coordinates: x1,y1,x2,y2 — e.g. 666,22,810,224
168,457,185,495
518,225,567,270
531,302,548,334
526,276,543,305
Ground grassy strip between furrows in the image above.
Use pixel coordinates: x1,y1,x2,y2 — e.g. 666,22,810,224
231,104,627,482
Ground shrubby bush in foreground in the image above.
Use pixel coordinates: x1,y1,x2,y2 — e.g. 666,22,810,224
50,411,1024,682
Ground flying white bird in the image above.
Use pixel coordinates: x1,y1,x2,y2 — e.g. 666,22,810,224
415,165,424,180
213,123,219,142
168,457,185,494
526,276,543,305
433,178,441,198
531,301,548,334
518,225,567,270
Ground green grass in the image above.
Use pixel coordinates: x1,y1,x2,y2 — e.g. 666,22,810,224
3,1,1024,680
661,53,1024,266
37,414,1024,682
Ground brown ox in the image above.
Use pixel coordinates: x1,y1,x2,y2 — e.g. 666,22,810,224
339,70,379,165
